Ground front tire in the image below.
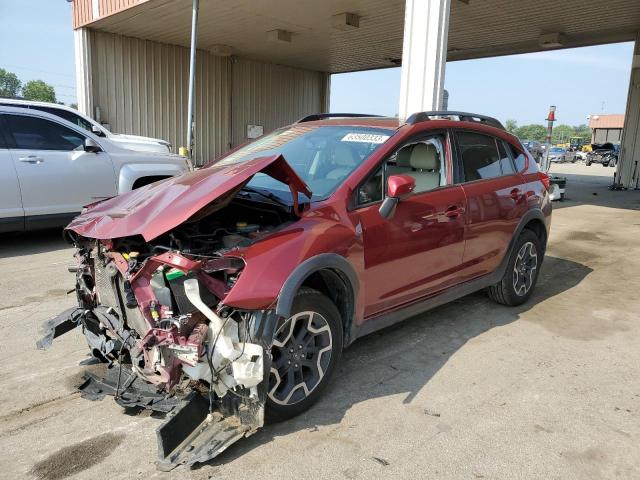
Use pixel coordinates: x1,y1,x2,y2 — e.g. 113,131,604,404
487,229,542,306
266,288,343,422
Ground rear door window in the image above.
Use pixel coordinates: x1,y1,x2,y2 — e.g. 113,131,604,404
456,131,502,181
4,114,85,151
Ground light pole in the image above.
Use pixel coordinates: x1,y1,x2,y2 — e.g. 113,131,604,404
541,105,556,173
185,0,199,161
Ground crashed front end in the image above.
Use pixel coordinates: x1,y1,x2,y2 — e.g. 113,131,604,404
37,155,309,469
42,235,274,468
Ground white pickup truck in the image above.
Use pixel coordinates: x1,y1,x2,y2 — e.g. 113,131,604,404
0,98,173,153
0,106,192,232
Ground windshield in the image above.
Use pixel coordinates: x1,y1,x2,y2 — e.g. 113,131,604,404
215,125,395,201
549,147,564,153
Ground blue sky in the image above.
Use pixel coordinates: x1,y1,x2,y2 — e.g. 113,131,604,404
0,1,634,126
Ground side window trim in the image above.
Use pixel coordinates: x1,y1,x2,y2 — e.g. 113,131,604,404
0,115,10,149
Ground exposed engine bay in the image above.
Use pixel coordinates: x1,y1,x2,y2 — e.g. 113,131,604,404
38,194,292,469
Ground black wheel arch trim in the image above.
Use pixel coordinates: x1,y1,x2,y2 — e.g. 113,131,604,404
499,208,548,275
275,253,359,343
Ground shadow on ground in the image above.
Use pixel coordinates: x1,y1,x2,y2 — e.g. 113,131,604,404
192,254,592,468
0,228,68,259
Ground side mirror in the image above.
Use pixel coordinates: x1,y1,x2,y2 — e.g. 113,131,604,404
379,174,415,219
84,138,102,153
91,125,106,137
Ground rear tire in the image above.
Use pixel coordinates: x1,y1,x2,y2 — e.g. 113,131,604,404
265,288,343,422
487,229,542,306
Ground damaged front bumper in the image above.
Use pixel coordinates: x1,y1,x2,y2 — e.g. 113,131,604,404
37,245,278,470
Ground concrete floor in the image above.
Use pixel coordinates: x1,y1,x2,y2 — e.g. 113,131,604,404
1,162,639,479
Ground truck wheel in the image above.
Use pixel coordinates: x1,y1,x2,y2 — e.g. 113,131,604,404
266,288,343,422
487,229,542,306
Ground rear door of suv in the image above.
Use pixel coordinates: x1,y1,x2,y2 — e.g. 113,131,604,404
453,129,527,279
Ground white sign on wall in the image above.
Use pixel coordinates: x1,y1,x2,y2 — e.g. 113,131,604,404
247,125,264,139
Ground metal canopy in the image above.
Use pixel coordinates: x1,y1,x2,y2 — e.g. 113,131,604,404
82,0,640,73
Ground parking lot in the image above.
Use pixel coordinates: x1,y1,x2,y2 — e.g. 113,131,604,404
1,162,639,479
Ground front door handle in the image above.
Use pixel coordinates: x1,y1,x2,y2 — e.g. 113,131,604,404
19,155,44,164
444,205,465,218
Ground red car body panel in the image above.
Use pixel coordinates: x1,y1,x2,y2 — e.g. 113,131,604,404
220,120,550,322
65,117,551,336
66,154,311,241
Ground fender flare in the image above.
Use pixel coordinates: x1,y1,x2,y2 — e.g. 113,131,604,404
496,208,547,278
275,253,360,321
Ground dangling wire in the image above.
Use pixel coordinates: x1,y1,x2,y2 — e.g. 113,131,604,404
114,343,126,400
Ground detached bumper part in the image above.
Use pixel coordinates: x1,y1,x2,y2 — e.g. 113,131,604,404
156,388,265,470
36,307,83,350
78,367,180,413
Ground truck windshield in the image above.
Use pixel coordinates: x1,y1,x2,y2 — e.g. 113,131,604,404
214,125,395,200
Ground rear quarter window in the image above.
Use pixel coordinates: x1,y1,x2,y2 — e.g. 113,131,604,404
510,144,528,172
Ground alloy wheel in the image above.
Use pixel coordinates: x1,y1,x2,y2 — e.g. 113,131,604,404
268,311,333,406
512,241,538,296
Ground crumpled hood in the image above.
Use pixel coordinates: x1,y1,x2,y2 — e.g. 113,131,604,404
66,155,312,241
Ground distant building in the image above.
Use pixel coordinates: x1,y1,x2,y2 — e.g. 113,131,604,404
589,114,624,144
442,89,449,110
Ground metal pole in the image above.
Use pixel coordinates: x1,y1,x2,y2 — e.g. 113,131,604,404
186,0,199,160
542,105,556,173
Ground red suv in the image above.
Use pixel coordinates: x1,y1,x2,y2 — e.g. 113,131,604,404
41,111,551,468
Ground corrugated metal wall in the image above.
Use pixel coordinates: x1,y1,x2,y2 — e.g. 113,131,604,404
90,30,230,163
230,58,328,147
86,30,328,165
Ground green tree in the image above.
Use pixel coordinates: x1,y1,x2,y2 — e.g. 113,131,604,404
514,124,547,142
505,119,518,134
0,68,21,97
22,79,56,103
551,124,574,144
573,124,591,144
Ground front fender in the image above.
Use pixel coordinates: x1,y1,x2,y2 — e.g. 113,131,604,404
222,216,359,312
117,163,186,193
275,253,359,319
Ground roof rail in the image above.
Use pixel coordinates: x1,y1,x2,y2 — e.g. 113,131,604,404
297,113,382,123
405,111,505,130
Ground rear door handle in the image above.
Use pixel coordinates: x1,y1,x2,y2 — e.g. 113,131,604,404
444,205,465,218
19,155,44,164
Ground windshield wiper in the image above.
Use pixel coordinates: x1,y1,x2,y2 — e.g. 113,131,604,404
240,186,290,209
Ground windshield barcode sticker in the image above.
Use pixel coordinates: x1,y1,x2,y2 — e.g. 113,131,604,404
341,133,390,144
